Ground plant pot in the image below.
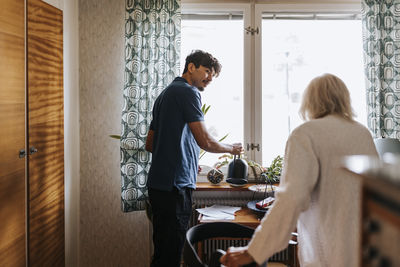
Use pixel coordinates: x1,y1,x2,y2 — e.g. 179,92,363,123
207,168,224,184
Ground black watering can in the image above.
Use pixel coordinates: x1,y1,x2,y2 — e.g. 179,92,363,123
226,154,248,185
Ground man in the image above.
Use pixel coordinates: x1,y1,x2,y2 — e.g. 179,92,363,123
145,50,243,267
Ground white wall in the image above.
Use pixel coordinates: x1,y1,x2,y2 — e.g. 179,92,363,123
42,0,63,10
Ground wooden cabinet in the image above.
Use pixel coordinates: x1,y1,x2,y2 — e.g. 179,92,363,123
343,155,400,267
0,0,64,266
0,0,26,265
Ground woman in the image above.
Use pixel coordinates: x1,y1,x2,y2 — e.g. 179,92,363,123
221,74,378,267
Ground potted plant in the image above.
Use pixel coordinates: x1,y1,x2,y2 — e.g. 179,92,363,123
210,152,283,184
212,153,264,182
262,155,283,184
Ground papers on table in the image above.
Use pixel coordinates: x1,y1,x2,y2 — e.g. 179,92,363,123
196,205,241,221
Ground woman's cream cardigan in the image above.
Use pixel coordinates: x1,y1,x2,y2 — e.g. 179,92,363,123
248,115,378,267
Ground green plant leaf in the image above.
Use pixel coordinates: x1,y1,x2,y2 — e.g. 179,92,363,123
218,133,229,142
199,149,206,159
203,105,211,116
201,103,211,116
201,104,206,113
261,155,283,183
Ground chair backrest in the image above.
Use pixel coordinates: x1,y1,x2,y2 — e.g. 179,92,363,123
183,222,254,267
374,138,400,158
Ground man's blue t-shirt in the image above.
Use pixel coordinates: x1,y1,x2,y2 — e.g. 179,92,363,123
147,77,204,191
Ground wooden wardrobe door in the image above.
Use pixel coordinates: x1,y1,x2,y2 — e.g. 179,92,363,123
0,0,27,266
27,0,64,266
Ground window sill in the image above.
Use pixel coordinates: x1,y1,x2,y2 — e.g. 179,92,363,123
196,181,258,191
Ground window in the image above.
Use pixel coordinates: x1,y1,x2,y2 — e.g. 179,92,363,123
182,3,365,168
181,4,251,168
259,13,365,165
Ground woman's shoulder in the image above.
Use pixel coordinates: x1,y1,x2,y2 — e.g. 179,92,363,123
291,117,325,133
292,115,370,136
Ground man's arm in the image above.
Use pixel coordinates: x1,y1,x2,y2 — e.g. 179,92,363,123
145,129,154,152
188,121,242,155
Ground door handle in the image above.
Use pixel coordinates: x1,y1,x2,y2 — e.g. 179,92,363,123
19,149,26,158
246,143,260,151
29,147,38,155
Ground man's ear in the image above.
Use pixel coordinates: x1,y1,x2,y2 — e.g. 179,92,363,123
187,62,196,73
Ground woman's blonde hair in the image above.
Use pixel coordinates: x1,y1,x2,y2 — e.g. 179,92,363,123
299,73,355,121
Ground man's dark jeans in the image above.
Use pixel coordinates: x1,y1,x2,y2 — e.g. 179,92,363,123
149,187,193,267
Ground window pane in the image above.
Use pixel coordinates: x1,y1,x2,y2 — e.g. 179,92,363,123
181,19,244,167
261,19,366,165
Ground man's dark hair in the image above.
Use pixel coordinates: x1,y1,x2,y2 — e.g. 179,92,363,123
182,50,222,77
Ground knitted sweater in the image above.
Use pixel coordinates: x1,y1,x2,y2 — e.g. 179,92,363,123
248,115,378,267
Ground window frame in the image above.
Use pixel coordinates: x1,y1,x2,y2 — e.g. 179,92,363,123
182,2,363,165
181,3,253,160
254,3,361,164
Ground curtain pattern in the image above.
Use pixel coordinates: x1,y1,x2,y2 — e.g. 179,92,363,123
121,0,181,212
362,0,400,139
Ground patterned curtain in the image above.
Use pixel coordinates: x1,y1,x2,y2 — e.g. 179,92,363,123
121,0,181,212
362,0,400,139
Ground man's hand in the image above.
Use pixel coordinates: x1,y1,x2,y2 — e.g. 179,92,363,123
231,143,243,155
145,129,154,152
220,246,255,267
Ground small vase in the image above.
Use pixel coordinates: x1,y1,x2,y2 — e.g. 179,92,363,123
207,168,224,184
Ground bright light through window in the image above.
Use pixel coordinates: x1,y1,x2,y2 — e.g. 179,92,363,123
180,8,366,169
261,19,366,165
181,19,244,168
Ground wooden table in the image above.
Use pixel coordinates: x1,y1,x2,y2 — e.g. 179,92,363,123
195,182,273,228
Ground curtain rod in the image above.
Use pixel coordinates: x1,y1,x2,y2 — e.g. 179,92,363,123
181,12,360,21
263,12,360,20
